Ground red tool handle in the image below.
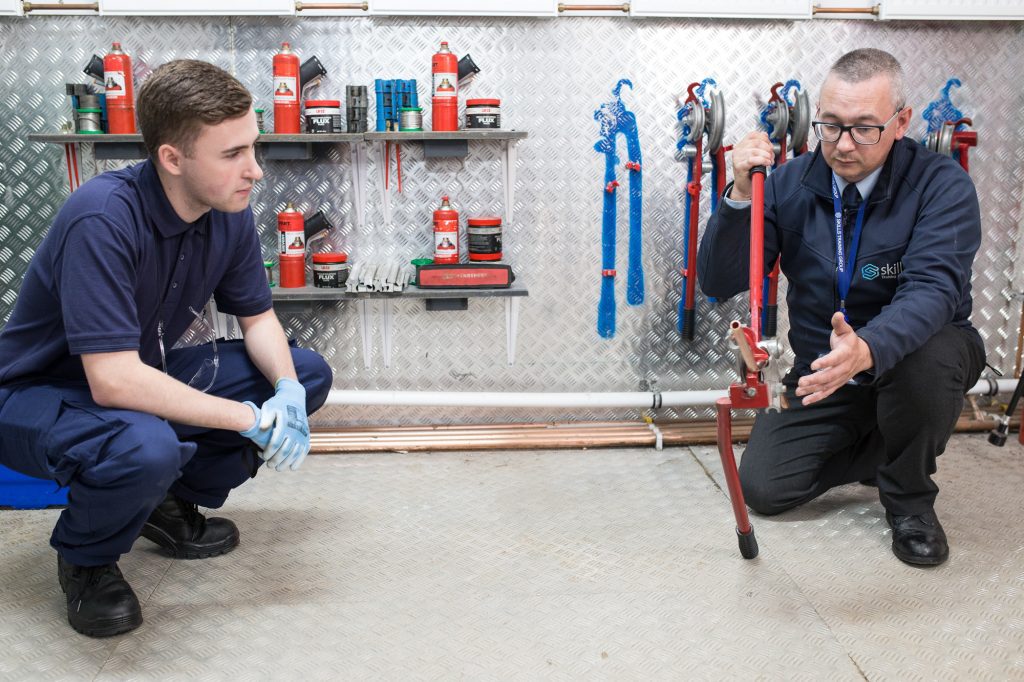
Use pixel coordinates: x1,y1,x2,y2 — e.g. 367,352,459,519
749,166,767,341
684,136,703,314
953,131,977,173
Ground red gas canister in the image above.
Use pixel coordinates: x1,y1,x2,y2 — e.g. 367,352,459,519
279,254,305,288
273,42,301,134
278,202,305,255
431,41,458,132
433,195,459,264
103,42,135,134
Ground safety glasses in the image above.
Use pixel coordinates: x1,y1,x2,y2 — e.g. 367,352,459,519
157,305,220,393
811,108,903,146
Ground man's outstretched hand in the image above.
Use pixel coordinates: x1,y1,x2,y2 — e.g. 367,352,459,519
795,312,874,405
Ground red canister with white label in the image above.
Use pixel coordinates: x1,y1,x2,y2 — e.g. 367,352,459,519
433,195,459,264
273,42,300,134
104,42,136,134
431,41,458,132
278,202,305,255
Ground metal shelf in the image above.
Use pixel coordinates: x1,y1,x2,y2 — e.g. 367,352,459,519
258,132,363,160
363,130,527,141
29,133,143,143
272,283,527,368
29,133,147,160
273,282,528,310
259,133,364,143
271,282,528,302
365,129,527,158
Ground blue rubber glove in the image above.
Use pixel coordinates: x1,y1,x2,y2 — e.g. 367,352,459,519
239,401,273,452
258,378,310,471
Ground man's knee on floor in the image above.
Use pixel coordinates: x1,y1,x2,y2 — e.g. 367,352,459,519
292,348,333,411
738,465,798,516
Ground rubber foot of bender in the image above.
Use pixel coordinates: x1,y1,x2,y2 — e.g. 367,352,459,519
737,526,759,560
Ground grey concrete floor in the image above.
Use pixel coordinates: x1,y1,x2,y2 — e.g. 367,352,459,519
1,433,1022,681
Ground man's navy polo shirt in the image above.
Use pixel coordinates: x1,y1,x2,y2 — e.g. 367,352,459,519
0,160,273,386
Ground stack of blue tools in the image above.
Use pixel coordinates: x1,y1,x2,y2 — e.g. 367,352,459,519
374,79,419,131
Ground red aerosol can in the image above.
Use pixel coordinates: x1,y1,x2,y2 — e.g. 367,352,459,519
273,42,301,134
431,41,458,132
103,42,135,134
433,195,460,264
278,202,305,256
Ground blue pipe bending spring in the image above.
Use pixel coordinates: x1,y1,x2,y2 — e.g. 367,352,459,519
922,78,966,135
593,78,644,339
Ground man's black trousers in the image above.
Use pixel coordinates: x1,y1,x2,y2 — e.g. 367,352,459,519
738,324,985,517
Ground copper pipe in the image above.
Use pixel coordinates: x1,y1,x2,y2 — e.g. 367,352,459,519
341,420,631,432
309,405,1010,455
812,4,880,15
310,419,755,453
311,429,620,441
319,429,649,442
295,1,368,10
316,427,647,439
558,3,630,12
23,1,98,10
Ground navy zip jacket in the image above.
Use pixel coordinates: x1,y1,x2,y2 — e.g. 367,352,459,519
697,136,982,381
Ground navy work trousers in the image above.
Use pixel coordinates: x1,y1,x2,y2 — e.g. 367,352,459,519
0,340,332,566
738,324,986,517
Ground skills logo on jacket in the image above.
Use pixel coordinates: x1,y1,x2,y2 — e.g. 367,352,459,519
861,261,904,281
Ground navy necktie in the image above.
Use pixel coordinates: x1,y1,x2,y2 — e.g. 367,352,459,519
842,183,862,237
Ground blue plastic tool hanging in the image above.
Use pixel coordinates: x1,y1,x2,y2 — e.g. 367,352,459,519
922,78,966,135
593,78,644,339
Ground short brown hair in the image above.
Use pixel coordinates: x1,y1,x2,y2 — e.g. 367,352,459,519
137,60,252,159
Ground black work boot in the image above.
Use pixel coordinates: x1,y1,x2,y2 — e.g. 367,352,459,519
139,492,239,559
58,555,142,637
886,509,949,566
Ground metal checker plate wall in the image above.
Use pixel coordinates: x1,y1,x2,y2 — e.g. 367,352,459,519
0,16,1020,427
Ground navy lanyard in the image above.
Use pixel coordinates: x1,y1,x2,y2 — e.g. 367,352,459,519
832,175,867,319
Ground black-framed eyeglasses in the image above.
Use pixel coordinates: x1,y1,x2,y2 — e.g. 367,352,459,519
811,108,903,146
157,305,220,393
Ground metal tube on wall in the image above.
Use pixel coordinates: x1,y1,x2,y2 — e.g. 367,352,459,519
326,389,727,408
295,2,368,10
811,5,880,15
558,3,630,12
22,2,98,10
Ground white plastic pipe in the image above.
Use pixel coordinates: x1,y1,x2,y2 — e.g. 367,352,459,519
327,389,725,408
970,378,1019,396
325,378,1018,408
